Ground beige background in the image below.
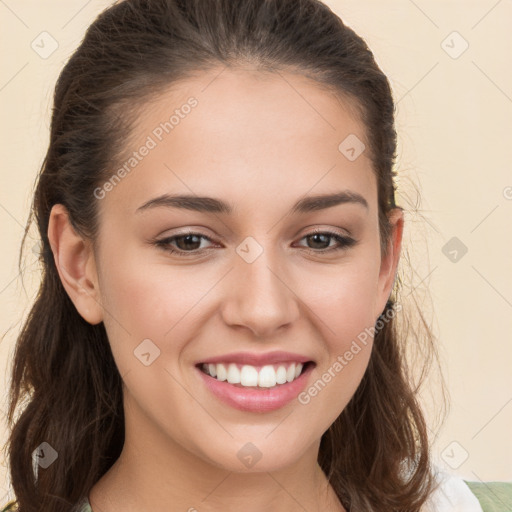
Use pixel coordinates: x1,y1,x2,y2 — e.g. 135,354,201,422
1,0,511,503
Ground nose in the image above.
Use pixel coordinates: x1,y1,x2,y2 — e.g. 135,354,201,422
220,246,300,338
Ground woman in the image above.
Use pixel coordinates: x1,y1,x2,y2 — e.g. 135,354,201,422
2,0,484,511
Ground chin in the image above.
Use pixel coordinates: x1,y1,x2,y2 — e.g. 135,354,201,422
195,436,312,474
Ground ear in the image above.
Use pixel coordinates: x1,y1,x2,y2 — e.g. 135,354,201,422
47,204,104,325
375,208,404,317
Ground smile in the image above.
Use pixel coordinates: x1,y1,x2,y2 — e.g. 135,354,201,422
199,361,309,388
195,361,316,412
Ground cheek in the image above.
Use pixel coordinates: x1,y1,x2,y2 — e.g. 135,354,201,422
295,255,380,426
96,244,219,372
311,270,377,372
301,248,382,340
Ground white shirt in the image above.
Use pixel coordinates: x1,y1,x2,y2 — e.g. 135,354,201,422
422,468,484,512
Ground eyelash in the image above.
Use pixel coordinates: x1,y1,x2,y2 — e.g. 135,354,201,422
153,229,357,257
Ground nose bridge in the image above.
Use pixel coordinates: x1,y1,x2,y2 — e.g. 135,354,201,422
221,237,299,337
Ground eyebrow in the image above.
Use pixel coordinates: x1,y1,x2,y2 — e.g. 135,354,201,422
135,190,369,215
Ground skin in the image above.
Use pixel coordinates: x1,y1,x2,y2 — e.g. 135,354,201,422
48,66,403,512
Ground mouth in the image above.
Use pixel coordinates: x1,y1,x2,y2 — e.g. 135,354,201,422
195,360,315,390
194,359,316,412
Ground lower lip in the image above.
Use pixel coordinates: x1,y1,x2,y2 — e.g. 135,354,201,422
196,363,315,413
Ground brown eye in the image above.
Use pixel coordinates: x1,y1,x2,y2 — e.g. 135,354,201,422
153,229,357,258
297,230,357,254
305,233,332,250
154,232,215,256
172,234,204,251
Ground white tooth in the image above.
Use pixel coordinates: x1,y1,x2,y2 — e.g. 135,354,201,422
286,363,296,383
209,362,304,386
276,365,287,384
240,365,259,386
226,363,241,384
258,365,277,387
216,363,227,381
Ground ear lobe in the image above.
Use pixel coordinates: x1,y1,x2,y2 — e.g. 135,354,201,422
376,208,404,316
47,204,104,325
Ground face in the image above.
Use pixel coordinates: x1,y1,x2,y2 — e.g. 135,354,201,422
53,66,403,475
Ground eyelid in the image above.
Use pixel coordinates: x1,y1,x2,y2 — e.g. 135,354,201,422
297,225,352,239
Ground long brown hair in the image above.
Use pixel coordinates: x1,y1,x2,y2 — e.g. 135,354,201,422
3,1,447,510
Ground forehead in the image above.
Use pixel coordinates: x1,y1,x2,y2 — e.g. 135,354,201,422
99,66,376,217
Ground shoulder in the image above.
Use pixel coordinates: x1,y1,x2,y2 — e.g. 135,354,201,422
422,468,484,512
1,497,92,512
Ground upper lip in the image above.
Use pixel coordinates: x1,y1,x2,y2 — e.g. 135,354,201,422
197,351,314,367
